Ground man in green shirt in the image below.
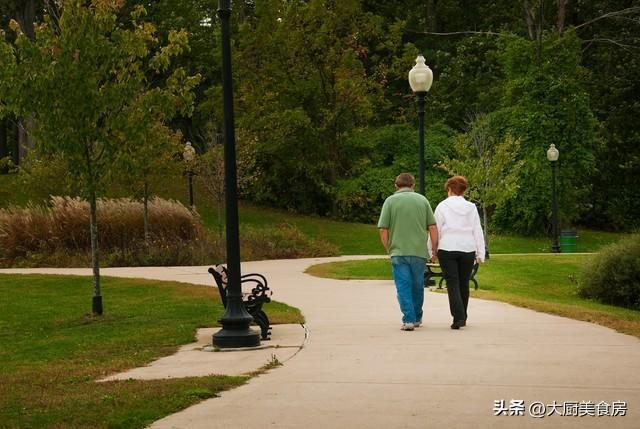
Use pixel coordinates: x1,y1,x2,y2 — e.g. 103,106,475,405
378,173,438,331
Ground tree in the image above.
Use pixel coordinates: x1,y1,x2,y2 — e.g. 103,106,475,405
491,31,599,234
121,0,221,150
0,0,41,163
233,0,403,215
440,113,523,253
0,0,198,314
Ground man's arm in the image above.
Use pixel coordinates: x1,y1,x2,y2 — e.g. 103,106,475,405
379,228,389,253
428,224,438,260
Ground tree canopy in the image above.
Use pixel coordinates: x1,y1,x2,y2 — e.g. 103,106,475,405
2,0,639,233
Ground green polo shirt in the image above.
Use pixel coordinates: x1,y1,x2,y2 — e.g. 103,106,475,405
377,188,436,258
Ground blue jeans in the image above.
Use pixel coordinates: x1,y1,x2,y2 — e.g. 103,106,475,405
391,256,426,324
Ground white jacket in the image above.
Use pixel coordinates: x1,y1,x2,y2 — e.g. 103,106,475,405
434,196,486,261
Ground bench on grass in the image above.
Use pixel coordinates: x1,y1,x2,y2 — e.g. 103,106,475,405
208,264,272,340
424,262,480,290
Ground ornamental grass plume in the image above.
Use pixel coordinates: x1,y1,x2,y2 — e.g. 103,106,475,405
0,203,52,259
0,196,211,266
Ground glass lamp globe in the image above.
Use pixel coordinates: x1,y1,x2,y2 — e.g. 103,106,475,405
408,54,433,93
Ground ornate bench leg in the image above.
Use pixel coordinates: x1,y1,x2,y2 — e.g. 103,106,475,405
471,277,479,290
253,310,271,340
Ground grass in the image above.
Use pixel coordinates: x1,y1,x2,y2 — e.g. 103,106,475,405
306,255,640,339
0,274,303,428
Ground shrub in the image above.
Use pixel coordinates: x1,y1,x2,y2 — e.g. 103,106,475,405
0,196,215,267
334,123,454,222
240,223,339,261
578,234,640,310
0,198,338,267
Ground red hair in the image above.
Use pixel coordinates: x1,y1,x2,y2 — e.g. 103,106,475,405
445,176,468,196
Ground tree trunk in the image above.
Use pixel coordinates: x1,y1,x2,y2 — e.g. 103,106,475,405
143,181,150,246
482,203,490,259
18,117,35,163
89,188,102,315
0,118,7,172
557,0,567,36
523,0,537,40
13,0,36,39
537,0,544,62
14,1,36,163
328,129,339,217
10,119,19,166
426,0,437,32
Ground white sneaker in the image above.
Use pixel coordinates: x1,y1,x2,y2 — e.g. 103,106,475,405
414,320,422,328
401,323,415,331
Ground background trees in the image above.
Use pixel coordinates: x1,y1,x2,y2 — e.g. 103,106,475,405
2,0,639,234
0,0,199,313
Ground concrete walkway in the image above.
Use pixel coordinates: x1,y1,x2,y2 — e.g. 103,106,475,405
2,256,639,428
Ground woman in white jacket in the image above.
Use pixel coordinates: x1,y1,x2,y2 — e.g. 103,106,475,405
434,176,485,329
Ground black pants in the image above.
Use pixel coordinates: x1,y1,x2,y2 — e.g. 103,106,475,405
438,250,476,323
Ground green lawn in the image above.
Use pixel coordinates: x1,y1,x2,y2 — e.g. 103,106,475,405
306,255,640,338
0,274,303,428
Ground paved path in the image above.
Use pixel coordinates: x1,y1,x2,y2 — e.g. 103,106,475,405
3,256,639,428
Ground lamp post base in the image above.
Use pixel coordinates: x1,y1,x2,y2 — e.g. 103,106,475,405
213,327,260,348
212,304,260,348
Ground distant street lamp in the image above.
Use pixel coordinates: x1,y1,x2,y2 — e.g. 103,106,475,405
183,141,196,209
547,143,560,253
213,0,261,348
408,54,433,195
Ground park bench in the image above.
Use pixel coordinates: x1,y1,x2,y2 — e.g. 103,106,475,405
424,262,480,290
208,265,272,340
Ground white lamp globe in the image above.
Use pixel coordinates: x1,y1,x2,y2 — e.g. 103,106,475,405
547,144,559,162
408,54,433,93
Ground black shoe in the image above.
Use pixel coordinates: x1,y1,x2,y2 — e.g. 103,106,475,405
459,320,466,327
451,322,461,330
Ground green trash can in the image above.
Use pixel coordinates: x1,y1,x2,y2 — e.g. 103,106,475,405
559,229,578,253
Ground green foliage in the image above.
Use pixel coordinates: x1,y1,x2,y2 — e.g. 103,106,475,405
15,153,79,201
0,2,200,301
240,223,339,261
491,31,600,234
430,36,504,128
1,2,199,196
335,123,455,222
579,234,640,310
3,1,640,234
578,3,640,231
233,0,405,215
440,112,523,241
335,166,396,223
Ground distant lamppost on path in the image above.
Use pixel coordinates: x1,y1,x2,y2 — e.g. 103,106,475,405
547,143,560,253
408,54,433,195
213,0,261,348
183,141,196,209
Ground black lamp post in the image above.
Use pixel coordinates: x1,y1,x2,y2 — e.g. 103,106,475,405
183,141,196,209
408,54,433,195
213,0,260,348
547,143,560,253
